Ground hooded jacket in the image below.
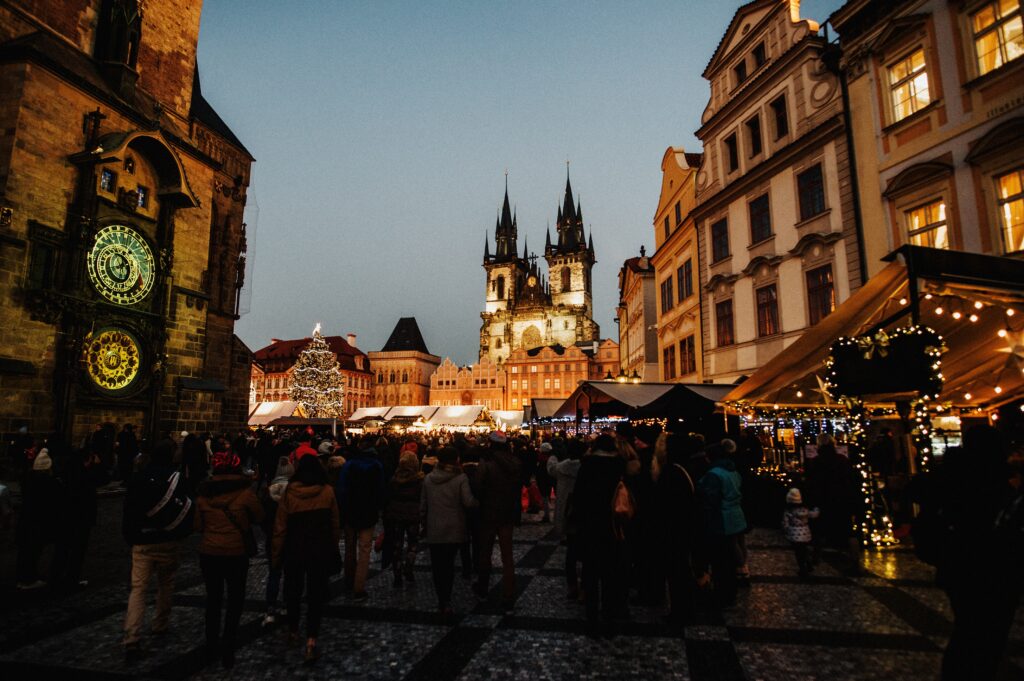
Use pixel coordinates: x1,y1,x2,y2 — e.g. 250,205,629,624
477,445,522,526
384,464,424,524
420,465,477,544
272,482,340,569
698,456,747,537
194,474,264,556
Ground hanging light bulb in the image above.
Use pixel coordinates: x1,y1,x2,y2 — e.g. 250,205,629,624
952,311,962,320
974,301,984,310
796,390,803,398
964,392,972,400
992,413,1000,421
999,329,1008,338
995,386,1003,394
924,294,933,300
899,297,908,306
935,307,944,315
969,314,979,323
1009,309,1016,317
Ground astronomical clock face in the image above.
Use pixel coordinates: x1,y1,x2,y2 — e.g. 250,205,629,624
83,328,142,392
87,224,155,305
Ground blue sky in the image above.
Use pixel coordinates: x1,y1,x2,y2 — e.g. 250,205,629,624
197,0,843,364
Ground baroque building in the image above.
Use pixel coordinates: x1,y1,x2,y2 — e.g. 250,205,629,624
251,332,372,419
428,356,505,410
830,0,1024,266
504,339,619,411
370,318,440,407
0,0,253,442
479,174,599,365
615,247,659,381
693,0,861,384
651,147,704,382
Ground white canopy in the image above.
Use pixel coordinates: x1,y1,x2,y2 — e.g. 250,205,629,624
492,410,525,428
348,407,390,422
385,405,438,420
423,405,484,428
248,401,299,426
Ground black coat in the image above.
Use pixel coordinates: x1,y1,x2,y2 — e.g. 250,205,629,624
573,451,625,549
16,472,63,545
477,446,522,526
123,464,194,545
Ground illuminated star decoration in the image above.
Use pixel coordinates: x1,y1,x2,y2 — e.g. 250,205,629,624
811,374,833,406
998,330,1024,372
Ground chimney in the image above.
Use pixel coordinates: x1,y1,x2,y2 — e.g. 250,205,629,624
347,333,357,348
271,338,281,344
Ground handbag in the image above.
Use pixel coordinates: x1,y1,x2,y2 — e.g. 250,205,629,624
611,479,635,541
221,505,258,558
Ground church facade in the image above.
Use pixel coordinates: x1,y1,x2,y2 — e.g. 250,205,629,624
479,174,599,365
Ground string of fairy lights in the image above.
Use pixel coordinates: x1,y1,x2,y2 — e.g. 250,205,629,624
289,324,346,419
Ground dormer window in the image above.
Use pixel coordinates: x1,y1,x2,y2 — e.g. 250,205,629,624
734,60,748,86
753,42,767,68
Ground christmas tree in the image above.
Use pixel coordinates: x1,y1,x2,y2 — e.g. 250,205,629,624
289,323,345,418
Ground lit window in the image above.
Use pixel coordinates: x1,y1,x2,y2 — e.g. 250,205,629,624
756,284,780,337
511,379,518,389
513,398,518,407
554,378,560,389
905,200,949,249
972,1,1023,76
544,378,551,389
511,366,518,373
531,365,537,373
997,167,1024,252
889,49,930,122
100,169,116,193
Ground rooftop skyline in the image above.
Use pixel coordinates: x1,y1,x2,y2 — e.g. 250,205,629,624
198,0,843,363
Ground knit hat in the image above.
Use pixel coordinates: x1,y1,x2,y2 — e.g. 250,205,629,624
212,451,241,473
273,456,294,480
539,442,553,453
32,448,52,471
318,440,334,456
180,430,189,439
400,441,419,455
489,431,507,444
786,488,803,505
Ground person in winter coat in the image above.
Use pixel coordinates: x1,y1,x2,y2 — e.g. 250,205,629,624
53,445,107,590
384,451,424,587
781,488,820,579
336,437,385,600
697,442,747,608
181,433,210,497
473,432,522,609
657,434,703,624
547,438,583,599
421,447,478,616
273,454,341,664
804,434,860,572
122,438,194,660
459,443,483,578
15,449,63,590
573,434,628,628
261,457,293,626
194,451,264,668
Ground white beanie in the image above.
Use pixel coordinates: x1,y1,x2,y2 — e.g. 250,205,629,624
33,449,52,471
786,487,803,504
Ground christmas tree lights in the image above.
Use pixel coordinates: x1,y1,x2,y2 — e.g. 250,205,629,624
289,323,345,419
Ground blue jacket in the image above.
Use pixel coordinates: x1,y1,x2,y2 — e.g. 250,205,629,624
698,457,747,537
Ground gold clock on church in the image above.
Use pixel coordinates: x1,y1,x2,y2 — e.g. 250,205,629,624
86,224,156,306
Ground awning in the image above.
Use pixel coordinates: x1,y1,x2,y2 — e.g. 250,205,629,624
248,401,299,426
553,381,730,420
724,246,1024,409
423,405,484,428
384,406,438,420
348,407,390,422
493,410,526,429
529,398,564,421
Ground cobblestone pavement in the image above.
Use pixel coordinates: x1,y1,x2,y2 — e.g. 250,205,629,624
1,511,1023,680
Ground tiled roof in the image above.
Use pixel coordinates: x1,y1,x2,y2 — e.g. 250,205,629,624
380,318,431,354
253,336,370,374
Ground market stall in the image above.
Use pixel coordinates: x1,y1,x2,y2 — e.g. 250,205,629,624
248,400,300,427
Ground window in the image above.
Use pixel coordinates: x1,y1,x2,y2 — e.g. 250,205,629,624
746,115,762,157
734,60,748,85
530,365,537,373
677,259,693,301
561,268,571,291
997,168,1024,252
522,398,529,406
511,379,518,390
136,185,149,208
26,241,56,290
513,398,519,407
972,1,1023,76
124,156,135,174
889,49,930,122
496,275,505,299
716,300,735,346
511,366,518,373
554,378,560,389
797,164,826,220
496,338,503,349
389,371,396,383
680,335,696,375
905,199,949,249
711,219,730,262
660,277,674,313
753,42,767,68
544,378,551,389
806,265,836,326
756,284,780,337
663,345,677,380
770,94,789,139
663,216,670,240
724,134,739,172
100,169,116,193
674,201,682,226
749,194,772,243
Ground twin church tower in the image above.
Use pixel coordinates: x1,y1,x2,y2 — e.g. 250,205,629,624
480,172,599,364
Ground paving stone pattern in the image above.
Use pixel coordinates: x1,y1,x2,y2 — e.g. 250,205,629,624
1,523,1023,680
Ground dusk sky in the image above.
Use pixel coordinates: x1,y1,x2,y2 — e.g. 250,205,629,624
197,0,843,364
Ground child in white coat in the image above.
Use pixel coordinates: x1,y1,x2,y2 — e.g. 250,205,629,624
782,488,820,578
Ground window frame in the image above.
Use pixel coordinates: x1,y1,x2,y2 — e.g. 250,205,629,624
797,163,827,221
904,198,950,249
746,114,763,158
749,194,773,245
887,48,931,124
770,94,789,140
970,0,1024,77
715,299,735,347
755,284,780,337
806,264,836,326
724,134,739,173
995,166,1024,253
711,218,730,263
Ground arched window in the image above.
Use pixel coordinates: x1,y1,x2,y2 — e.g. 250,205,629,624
390,371,396,383
561,268,571,292
402,371,409,383
377,372,383,384
496,275,506,300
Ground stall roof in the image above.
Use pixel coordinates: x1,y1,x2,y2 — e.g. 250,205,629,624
529,398,564,420
348,407,390,422
724,246,1024,409
248,401,299,426
553,382,728,419
423,405,484,427
385,406,438,420
493,410,525,428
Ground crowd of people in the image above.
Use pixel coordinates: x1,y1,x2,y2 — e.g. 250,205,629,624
5,419,1023,679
